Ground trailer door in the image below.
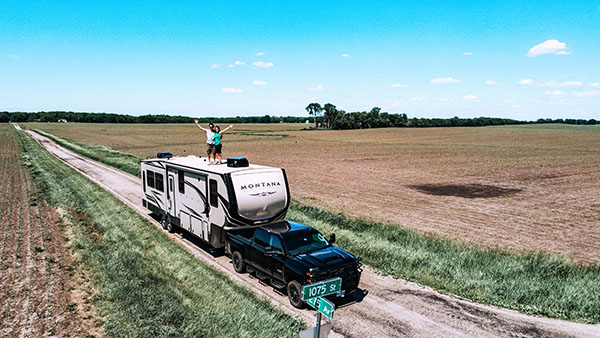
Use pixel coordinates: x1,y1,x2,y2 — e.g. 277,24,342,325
167,174,175,215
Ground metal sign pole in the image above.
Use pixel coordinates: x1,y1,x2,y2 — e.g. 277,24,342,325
314,312,322,338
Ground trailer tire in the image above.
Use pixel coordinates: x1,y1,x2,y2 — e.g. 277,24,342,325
161,214,174,233
232,251,245,273
287,280,304,309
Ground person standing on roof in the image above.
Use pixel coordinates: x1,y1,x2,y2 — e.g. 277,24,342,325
194,120,217,165
214,124,233,165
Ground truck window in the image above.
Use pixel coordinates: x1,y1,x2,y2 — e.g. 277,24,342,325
209,179,218,207
269,234,284,251
254,229,269,247
155,173,164,192
147,171,155,188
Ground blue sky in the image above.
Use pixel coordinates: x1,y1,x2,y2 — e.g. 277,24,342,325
1,1,599,120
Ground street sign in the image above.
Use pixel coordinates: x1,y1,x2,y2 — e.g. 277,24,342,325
302,277,342,300
316,297,335,319
305,297,336,319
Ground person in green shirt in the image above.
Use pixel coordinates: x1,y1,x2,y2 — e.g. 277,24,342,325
214,124,233,164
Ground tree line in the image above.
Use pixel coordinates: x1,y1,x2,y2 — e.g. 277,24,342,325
1,109,596,127
305,103,597,129
0,111,307,124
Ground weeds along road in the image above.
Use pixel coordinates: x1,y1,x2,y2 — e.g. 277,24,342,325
20,125,600,338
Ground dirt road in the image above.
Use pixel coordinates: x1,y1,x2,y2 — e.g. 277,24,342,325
21,125,600,337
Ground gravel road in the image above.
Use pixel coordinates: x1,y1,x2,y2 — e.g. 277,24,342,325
21,125,600,338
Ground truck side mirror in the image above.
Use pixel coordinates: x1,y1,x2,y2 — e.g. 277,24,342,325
329,233,336,244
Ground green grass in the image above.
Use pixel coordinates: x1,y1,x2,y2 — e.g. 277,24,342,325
287,205,600,323
25,128,600,323
34,129,142,177
16,129,306,337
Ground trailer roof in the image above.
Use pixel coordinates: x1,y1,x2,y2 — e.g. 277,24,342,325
142,155,278,174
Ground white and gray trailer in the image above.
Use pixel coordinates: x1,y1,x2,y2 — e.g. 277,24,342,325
141,155,290,249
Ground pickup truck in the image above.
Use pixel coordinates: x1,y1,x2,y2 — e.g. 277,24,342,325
225,221,362,308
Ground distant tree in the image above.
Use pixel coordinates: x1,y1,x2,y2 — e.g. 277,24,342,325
323,103,338,129
305,103,323,127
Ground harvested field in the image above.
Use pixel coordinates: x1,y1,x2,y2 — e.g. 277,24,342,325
28,123,600,265
0,123,101,337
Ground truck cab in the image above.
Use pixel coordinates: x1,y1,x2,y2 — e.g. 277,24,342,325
226,221,362,308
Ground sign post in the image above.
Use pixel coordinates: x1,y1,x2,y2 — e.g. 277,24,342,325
301,278,341,338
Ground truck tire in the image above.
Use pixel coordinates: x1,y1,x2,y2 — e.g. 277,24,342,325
232,251,246,273
160,214,168,230
287,280,304,309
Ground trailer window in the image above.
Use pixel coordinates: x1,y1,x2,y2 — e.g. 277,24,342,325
147,171,155,188
178,170,185,193
155,173,164,192
142,171,146,192
209,179,218,207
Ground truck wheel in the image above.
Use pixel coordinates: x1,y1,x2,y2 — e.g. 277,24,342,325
232,251,245,273
287,281,304,309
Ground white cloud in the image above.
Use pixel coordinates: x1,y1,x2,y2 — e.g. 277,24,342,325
519,78,534,85
463,52,473,56
211,64,221,68
234,60,245,66
9,54,20,58
341,54,349,58
253,61,274,68
485,80,499,85
222,88,243,93
504,99,516,103
256,52,264,56
539,80,582,87
437,98,454,102
462,94,478,100
391,101,402,107
591,82,600,88
526,39,570,57
228,64,234,68
544,90,565,96
252,80,267,85
408,97,426,101
306,84,325,91
430,77,460,84
391,83,408,88
573,91,600,97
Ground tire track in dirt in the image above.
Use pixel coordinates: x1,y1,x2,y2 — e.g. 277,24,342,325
1,124,102,338
21,126,600,338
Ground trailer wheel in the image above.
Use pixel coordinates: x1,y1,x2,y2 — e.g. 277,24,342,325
161,214,174,233
232,251,246,273
287,280,304,309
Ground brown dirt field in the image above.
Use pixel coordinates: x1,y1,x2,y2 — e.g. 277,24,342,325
0,124,103,337
28,122,600,265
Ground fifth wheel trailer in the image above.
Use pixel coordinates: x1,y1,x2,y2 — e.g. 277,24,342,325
141,154,290,249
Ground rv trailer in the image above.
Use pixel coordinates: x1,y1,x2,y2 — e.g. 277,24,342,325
141,154,290,249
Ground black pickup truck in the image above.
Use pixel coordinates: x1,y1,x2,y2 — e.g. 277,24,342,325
225,221,362,308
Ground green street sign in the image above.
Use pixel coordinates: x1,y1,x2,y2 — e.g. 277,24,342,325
302,277,342,300
317,297,335,319
305,297,336,319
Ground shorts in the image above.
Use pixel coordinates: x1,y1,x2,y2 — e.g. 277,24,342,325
215,144,223,154
206,143,216,156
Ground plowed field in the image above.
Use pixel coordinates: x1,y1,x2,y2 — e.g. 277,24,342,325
29,123,600,265
0,124,101,337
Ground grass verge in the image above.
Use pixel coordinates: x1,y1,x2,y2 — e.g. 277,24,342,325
26,128,600,323
16,129,306,337
287,204,600,323
34,129,142,177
